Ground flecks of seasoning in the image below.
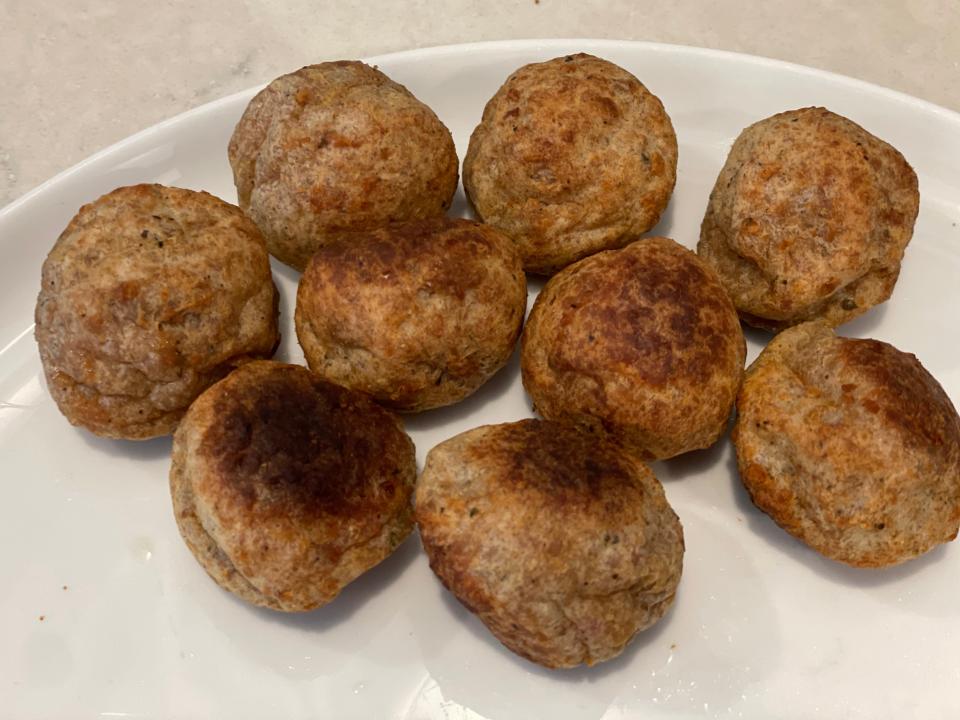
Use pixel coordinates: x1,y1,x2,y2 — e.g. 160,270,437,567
38,615,45,622
157,241,164,248
140,230,149,239
469,507,479,517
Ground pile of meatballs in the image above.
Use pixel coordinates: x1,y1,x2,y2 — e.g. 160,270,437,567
34,54,960,670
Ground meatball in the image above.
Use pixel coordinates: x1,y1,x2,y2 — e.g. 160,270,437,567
170,361,417,611
415,419,684,668
295,217,526,412
463,53,677,275
733,321,960,567
35,184,279,440
521,237,745,460
228,61,459,271
698,107,919,330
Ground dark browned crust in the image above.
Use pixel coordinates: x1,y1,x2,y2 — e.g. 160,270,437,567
35,184,280,439
170,361,416,611
733,322,960,567
228,61,459,271
521,237,746,460
295,217,527,412
698,107,919,330
463,53,678,275
415,419,684,669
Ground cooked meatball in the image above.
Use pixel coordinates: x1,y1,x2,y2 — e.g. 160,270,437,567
415,419,684,668
733,321,960,567
521,237,745,460
228,61,459,271
35,184,279,440
698,107,919,330
170,361,417,611
463,53,677,275
295,217,526,412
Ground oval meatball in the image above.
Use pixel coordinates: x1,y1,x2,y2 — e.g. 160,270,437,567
521,237,745,460
415,419,684,669
170,361,417,611
463,53,677,275
228,61,459,271
733,321,960,567
35,184,279,440
698,107,919,330
295,217,526,412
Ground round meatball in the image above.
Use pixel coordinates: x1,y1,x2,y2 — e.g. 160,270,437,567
733,322,960,567
228,61,459,271
295,217,526,412
463,53,678,275
35,184,279,440
698,107,919,331
521,237,745,460
415,419,684,669
170,361,417,611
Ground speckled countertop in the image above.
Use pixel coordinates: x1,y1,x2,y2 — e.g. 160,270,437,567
1,0,957,208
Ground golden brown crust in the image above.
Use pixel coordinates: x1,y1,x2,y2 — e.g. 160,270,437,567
521,237,745,460
733,322,960,567
228,61,459,271
34,184,279,439
415,419,684,668
295,217,526,412
698,107,919,330
170,361,416,611
463,53,678,275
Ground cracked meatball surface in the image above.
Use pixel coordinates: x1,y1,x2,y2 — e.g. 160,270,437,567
698,107,919,331
35,184,279,439
733,322,960,567
415,419,684,669
229,61,459,271
463,53,677,275
170,361,417,611
295,217,526,412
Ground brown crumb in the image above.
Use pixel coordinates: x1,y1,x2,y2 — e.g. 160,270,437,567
62,585,68,590
670,643,677,650
38,615,45,622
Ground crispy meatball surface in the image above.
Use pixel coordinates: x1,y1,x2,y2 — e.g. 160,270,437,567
463,53,677,275
35,184,279,439
698,107,919,330
415,419,684,668
296,217,526,412
229,61,459,271
521,237,745,460
734,322,960,567
170,361,417,611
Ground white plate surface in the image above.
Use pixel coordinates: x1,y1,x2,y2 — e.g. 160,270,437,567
2,39,960,720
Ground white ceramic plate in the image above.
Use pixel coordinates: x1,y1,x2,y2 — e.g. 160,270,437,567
2,39,959,719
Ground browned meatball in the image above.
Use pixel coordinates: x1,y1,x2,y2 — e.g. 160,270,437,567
170,361,417,611
35,184,279,440
521,237,745,460
415,419,684,669
463,53,678,275
229,61,459,271
733,322,960,567
698,107,919,331
295,217,526,412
